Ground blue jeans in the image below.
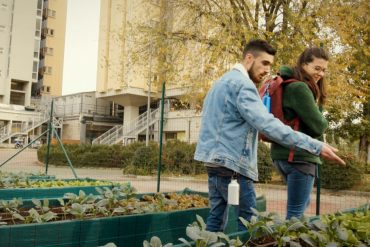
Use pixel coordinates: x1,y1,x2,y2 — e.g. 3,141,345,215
273,160,315,219
206,166,256,232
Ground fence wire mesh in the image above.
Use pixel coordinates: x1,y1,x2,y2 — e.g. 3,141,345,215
1,142,368,219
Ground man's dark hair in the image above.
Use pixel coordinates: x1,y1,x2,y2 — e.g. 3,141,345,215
242,39,276,59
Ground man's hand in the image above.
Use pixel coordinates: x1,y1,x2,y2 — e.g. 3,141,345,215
320,143,346,165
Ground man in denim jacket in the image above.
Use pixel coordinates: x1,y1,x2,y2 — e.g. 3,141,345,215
194,39,345,232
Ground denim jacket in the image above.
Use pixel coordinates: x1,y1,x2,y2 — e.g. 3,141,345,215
194,64,323,181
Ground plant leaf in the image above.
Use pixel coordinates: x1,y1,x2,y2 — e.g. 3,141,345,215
335,227,348,241
149,236,162,247
289,241,302,247
178,238,191,247
186,226,202,241
299,233,317,247
196,214,206,230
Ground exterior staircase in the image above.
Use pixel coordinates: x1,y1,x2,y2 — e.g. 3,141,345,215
92,108,161,145
0,111,50,144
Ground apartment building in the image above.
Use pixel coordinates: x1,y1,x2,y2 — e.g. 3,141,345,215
94,0,202,145
0,0,67,146
33,0,67,97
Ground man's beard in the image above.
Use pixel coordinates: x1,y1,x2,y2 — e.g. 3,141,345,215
247,62,259,84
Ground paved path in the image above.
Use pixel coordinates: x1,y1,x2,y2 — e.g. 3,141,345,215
0,148,368,217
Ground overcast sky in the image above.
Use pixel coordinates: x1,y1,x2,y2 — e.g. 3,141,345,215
62,0,100,95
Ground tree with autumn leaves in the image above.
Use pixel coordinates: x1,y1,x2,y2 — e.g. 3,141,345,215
131,0,368,162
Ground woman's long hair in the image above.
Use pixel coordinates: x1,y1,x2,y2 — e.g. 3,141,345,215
293,47,329,106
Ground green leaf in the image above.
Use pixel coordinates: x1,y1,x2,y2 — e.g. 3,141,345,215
196,214,206,230
12,212,25,221
209,243,225,247
299,233,317,247
335,227,348,241
178,238,191,247
186,226,202,241
32,198,41,208
327,242,339,247
149,236,162,247
289,241,302,247
312,219,328,231
42,211,57,222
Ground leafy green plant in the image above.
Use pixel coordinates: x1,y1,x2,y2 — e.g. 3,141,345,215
0,198,24,224
24,208,57,223
178,215,243,247
67,203,94,220
146,207,369,247
143,236,173,247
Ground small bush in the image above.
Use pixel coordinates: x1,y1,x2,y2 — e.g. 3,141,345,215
320,151,365,190
257,142,273,183
162,140,205,175
130,143,159,174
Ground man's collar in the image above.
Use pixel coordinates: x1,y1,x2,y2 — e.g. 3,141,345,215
232,63,250,79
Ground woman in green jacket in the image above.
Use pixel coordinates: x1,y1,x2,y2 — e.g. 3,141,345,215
271,47,329,219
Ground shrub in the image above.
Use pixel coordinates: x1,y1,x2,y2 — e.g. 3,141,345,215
162,140,205,175
129,142,159,174
257,142,273,183
37,141,271,178
320,151,365,190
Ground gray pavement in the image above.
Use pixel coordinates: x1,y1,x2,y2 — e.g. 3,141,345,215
0,148,368,217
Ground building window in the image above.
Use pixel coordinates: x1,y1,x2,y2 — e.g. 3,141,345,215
41,86,45,92
165,132,177,140
46,86,50,93
48,9,56,18
47,47,54,55
46,66,52,74
47,28,55,36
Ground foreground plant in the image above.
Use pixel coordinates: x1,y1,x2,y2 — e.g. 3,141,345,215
145,206,370,247
143,236,173,247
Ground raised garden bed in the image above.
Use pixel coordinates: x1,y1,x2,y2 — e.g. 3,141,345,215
0,185,267,247
0,178,117,200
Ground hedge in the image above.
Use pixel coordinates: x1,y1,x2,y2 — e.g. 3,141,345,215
37,141,273,180
320,151,365,190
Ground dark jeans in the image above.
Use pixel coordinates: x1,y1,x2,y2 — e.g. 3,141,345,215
206,166,256,232
273,160,315,219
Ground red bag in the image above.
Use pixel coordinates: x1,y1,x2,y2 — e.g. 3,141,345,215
258,75,300,161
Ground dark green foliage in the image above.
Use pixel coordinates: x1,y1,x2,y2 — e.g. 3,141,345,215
37,140,274,177
257,142,273,183
37,141,206,175
321,151,365,190
128,143,159,175
162,140,205,175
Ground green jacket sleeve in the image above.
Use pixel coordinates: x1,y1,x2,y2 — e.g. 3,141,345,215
283,82,328,138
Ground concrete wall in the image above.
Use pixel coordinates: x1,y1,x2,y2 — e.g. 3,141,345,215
151,110,202,144
61,118,81,141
